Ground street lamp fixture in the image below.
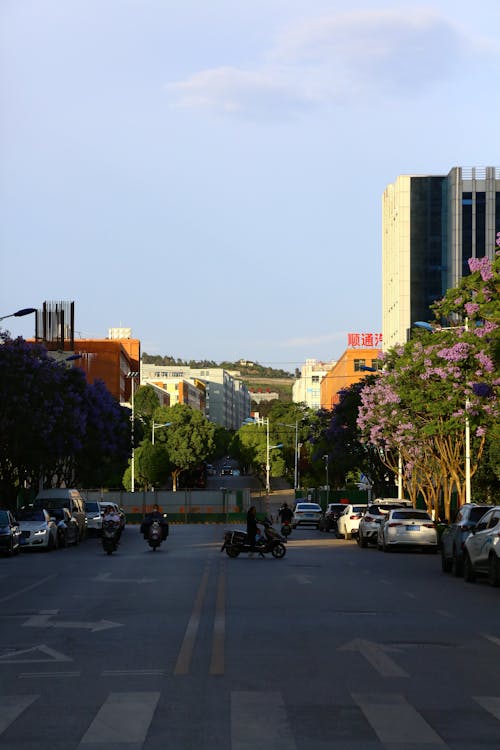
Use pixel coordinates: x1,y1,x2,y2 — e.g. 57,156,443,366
152,422,172,444
0,307,37,322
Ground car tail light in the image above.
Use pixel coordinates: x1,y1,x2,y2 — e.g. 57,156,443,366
388,522,402,527
422,523,435,528
364,515,375,522
350,514,360,520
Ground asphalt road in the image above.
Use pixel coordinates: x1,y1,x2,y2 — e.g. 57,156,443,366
1,523,500,749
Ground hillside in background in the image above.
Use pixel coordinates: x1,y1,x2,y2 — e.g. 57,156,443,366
141,354,296,407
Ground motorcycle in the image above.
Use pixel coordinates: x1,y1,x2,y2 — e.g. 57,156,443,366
221,516,287,559
101,519,120,555
147,520,163,551
280,520,292,537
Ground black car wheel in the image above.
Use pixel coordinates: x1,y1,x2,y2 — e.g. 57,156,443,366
451,550,463,577
358,532,367,548
463,553,476,583
441,550,452,573
488,555,500,587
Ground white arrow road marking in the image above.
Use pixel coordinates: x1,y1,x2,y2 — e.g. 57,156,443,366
338,639,409,677
481,633,500,648
353,693,445,745
22,610,123,632
93,572,156,583
0,644,72,664
0,695,39,734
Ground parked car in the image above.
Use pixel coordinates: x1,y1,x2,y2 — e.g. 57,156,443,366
357,499,413,547
220,465,233,476
85,500,104,536
51,507,80,547
17,508,59,551
336,504,368,540
33,488,86,540
292,502,322,528
0,509,21,556
318,503,347,532
377,508,438,553
441,503,495,576
463,506,500,586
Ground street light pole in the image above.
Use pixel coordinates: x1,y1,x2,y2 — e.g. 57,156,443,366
323,454,329,504
126,371,140,493
0,307,37,322
152,422,171,445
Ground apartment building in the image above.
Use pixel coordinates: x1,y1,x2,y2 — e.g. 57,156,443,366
293,358,337,410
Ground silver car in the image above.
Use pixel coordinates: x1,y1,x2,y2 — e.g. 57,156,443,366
292,502,322,528
18,508,59,551
377,508,438,553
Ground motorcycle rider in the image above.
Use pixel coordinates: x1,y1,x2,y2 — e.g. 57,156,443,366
141,504,169,541
278,502,293,524
246,505,264,558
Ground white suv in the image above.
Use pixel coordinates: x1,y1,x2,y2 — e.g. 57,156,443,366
292,502,322,529
336,504,368,540
463,506,500,586
357,499,413,548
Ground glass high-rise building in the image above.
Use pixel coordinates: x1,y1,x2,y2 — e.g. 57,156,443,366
382,166,500,351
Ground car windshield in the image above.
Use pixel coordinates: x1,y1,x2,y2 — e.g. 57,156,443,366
18,510,46,521
0,510,10,524
50,509,66,520
86,502,100,512
327,505,345,513
296,504,321,511
353,506,367,513
392,510,431,520
369,504,409,514
469,507,492,523
34,498,65,510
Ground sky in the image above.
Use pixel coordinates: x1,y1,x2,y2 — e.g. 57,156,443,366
1,0,499,374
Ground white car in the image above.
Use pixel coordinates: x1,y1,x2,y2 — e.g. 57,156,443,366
357,499,413,547
292,502,322,528
463,505,500,586
336,504,368,540
17,508,59,550
377,508,437,552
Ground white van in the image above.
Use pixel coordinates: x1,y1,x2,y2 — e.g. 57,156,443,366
34,489,87,540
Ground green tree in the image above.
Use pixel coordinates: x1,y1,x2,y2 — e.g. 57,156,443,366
134,385,160,436
152,403,216,491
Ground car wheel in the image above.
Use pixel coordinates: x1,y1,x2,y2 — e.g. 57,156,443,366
377,537,383,551
463,553,476,583
487,555,500,587
451,550,463,577
441,550,452,573
59,533,67,549
358,533,367,548
344,530,351,540
383,539,391,553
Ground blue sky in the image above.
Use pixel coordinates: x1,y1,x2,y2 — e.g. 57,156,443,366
1,0,499,373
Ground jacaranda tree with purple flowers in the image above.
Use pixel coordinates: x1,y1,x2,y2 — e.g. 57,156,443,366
0,333,131,506
358,244,499,518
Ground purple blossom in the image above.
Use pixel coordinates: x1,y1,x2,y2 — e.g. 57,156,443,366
475,351,494,372
476,426,486,437
464,302,480,316
437,342,471,362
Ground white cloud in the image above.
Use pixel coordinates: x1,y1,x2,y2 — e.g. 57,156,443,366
165,7,493,120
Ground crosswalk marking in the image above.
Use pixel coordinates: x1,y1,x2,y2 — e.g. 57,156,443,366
474,696,500,722
0,695,38,734
79,691,160,745
352,692,445,746
231,691,297,750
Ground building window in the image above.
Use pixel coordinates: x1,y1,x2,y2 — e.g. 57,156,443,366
354,359,366,372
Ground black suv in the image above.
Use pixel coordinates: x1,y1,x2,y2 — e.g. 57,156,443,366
0,509,21,556
441,503,495,576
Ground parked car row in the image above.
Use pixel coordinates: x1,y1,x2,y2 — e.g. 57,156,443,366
441,503,500,586
0,488,127,556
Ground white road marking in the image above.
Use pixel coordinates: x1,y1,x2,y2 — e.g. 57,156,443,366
0,574,57,604
23,610,122,632
231,691,297,750
0,644,72,664
101,670,164,677
352,692,445,745
19,671,80,679
79,691,160,745
339,639,409,678
474,696,500,722
0,695,39,734
481,633,500,648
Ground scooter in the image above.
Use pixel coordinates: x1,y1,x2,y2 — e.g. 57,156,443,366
221,517,287,559
101,520,120,555
147,520,163,551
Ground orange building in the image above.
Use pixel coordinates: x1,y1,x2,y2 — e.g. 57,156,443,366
72,338,140,403
320,348,382,410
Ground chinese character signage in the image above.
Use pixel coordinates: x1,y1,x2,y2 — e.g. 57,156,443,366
347,332,383,348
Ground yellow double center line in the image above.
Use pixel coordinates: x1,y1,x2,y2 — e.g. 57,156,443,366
174,560,226,676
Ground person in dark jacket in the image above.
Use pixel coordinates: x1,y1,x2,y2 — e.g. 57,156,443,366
246,505,259,557
141,504,169,541
278,502,293,523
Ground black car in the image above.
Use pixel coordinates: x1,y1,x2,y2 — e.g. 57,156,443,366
0,509,21,556
318,503,348,532
441,503,495,576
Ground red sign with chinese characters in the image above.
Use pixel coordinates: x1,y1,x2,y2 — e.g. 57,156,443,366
347,332,383,348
